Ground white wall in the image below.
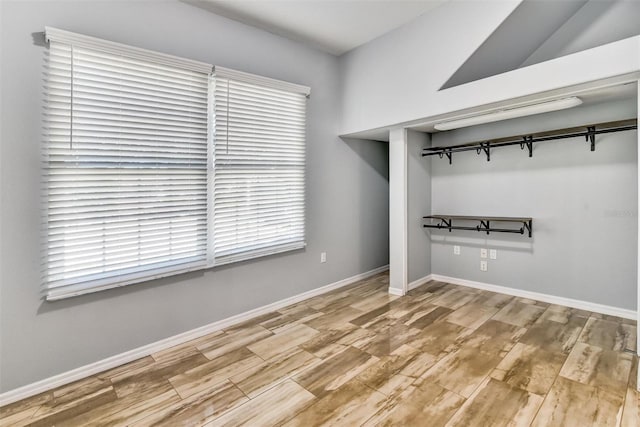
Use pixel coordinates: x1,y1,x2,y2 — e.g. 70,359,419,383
429,98,638,310
0,0,389,392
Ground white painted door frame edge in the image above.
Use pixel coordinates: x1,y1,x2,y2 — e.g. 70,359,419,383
636,78,639,391
388,127,408,296
0,264,388,406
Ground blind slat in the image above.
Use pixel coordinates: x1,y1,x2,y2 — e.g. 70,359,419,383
43,40,211,299
212,77,306,261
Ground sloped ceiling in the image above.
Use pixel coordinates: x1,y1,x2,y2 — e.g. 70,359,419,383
521,0,640,67
184,0,448,56
441,0,587,89
441,0,640,90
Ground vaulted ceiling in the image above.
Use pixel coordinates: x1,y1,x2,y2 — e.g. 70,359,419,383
442,0,640,89
184,0,448,56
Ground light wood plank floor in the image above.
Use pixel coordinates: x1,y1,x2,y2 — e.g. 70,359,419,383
2,272,638,426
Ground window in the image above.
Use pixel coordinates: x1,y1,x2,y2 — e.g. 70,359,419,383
42,28,308,300
212,68,308,265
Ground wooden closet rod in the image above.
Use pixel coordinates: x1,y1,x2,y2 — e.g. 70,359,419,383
422,119,637,164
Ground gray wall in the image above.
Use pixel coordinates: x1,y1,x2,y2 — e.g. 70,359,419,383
338,0,520,135
522,0,640,67
0,0,389,392
429,98,638,310
407,130,431,283
441,0,587,89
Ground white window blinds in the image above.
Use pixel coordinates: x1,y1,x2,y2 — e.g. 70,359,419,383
43,28,213,300
212,67,309,265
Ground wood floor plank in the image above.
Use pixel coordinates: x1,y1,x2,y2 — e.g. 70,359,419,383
303,306,363,331
96,356,155,381
537,304,590,324
350,291,399,313
28,387,119,427
52,386,180,427
405,320,472,358
246,323,319,360
356,344,437,397
429,289,477,310
282,379,388,426
299,323,359,359
111,351,210,398
471,291,514,309
363,381,465,427
620,387,639,427
1,273,636,426
351,322,423,358
445,303,499,330
559,342,633,395
0,391,51,427
197,325,273,360
420,320,525,398
150,332,225,363
492,299,546,328
446,377,543,427
519,313,587,354
169,347,263,399
621,356,639,427
130,380,248,426
205,380,315,427
578,317,636,352
292,346,378,397
259,306,324,334
531,377,625,427
491,342,566,395
230,348,320,398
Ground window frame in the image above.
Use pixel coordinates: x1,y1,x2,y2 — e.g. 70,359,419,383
42,28,310,300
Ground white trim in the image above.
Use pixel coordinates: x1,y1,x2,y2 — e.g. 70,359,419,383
388,128,409,296
636,79,640,365
408,274,434,291
44,27,213,74
213,66,310,96
430,274,636,320
0,265,388,406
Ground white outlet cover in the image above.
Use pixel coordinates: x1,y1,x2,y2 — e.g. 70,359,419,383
480,248,488,258
490,249,497,260
320,252,326,263
453,245,460,255
480,260,488,271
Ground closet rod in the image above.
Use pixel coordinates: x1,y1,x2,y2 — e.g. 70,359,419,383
422,119,637,163
423,215,533,237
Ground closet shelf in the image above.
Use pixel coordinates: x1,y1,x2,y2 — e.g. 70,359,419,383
422,119,637,164
423,215,533,238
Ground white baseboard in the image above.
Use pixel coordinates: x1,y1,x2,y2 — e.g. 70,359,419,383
408,274,434,291
430,274,636,320
386,274,434,296
0,264,389,407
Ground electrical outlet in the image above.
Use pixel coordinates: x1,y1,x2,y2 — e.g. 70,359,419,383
490,249,497,260
453,245,460,255
480,248,488,259
480,260,488,272
320,252,327,263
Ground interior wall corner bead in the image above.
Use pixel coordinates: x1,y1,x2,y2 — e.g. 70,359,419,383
433,97,583,131
423,215,533,238
423,119,638,164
